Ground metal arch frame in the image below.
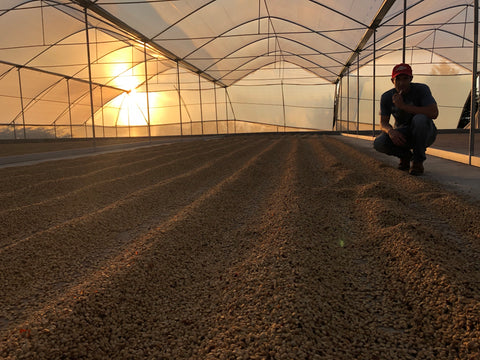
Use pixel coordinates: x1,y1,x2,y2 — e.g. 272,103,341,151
5,0,478,88
5,42,140,128
215,46,342,86
147,0,367,85
401,3,473,27
5,52,171,134
0,3,149,84
364,27,477,69
188,23,355,85
1,59,124,118
260,0,285,68
217,56,315,87
355,27,477,74
370,4,476,50
0,1,179,132
149,0,216,39
306,0,369,28
0,0,143,44
336,0,396,83
73,0,226,86
379,2,470,28
181,15,358,64
9,74,67,126
0,0,46,15
150,0,370,39
201,35,345,82
378,0,424,27
335,1,476,79
61,55,175,131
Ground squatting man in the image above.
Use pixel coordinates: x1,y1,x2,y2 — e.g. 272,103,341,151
373,63,439,175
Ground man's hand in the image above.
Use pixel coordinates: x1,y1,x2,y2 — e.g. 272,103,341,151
388,128,407,146
392,90,404,109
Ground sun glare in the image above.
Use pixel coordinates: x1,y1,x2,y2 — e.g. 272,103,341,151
114,73,141,92
115,90,150,127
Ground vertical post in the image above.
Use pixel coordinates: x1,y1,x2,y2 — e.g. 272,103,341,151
357,55,360,134
373,28,376,137
470,0,478,163
333,82,338,130
101,86,105,138
339,78,343,131
128,106,131,138
84,8,96,145
67,78,73,138
176,61,183,136
347,67,350,133
403,0,407,63
225,87,229,134
214,84,219,134
17,68,26,139
198,74,204,135
225,89,236,134
144,43,152,141
281,80,286,132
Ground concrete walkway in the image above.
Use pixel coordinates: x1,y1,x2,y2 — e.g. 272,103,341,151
337,133,480,202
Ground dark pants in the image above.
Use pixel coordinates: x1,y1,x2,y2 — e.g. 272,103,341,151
373,114,437,163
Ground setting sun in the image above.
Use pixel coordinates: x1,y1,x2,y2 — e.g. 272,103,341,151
115,90,149,126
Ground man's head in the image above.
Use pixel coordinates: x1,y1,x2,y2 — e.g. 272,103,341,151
391,63,413,93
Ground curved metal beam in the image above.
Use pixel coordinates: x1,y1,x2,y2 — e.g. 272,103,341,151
72,0,225,85
217,47,339,86
201,35,344,82
307,0,369,28
151,0,216,39
182,15,358,62
336,0,396,83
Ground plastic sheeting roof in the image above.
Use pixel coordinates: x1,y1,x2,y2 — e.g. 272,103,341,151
0,0,479,138
1,0,478,88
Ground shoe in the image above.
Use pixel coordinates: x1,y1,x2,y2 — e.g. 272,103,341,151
409,161,424,176
398,156,411,171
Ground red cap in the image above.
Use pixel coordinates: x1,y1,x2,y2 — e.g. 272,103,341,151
391,63,412,79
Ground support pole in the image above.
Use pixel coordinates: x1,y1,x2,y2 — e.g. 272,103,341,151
403,0,407,63
17,68,26,139
214,84,219,134
198,74,204,135
144,43,152,141
176,62,183,136
281,80,286,132
373,29,376,137
333,82,339,130
347,67,350,133
470,0,478,164
67,78,73,138
101,86,105,138
357,55,360,134
225,89,237,134
339,78,343,131
84,8,96,145
225,88,229,134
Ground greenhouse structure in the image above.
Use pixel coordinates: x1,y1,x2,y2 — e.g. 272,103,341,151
3,2,480,358
0,0,478,156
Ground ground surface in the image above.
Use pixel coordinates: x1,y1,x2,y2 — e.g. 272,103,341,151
0,134,479,359
0,138,152,157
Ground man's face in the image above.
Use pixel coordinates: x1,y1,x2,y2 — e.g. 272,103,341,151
392,74,413,93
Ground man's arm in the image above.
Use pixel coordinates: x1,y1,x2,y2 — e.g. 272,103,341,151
392,92,439,119
380,114,406,146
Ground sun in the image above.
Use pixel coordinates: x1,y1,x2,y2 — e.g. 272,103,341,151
115,89,150,127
